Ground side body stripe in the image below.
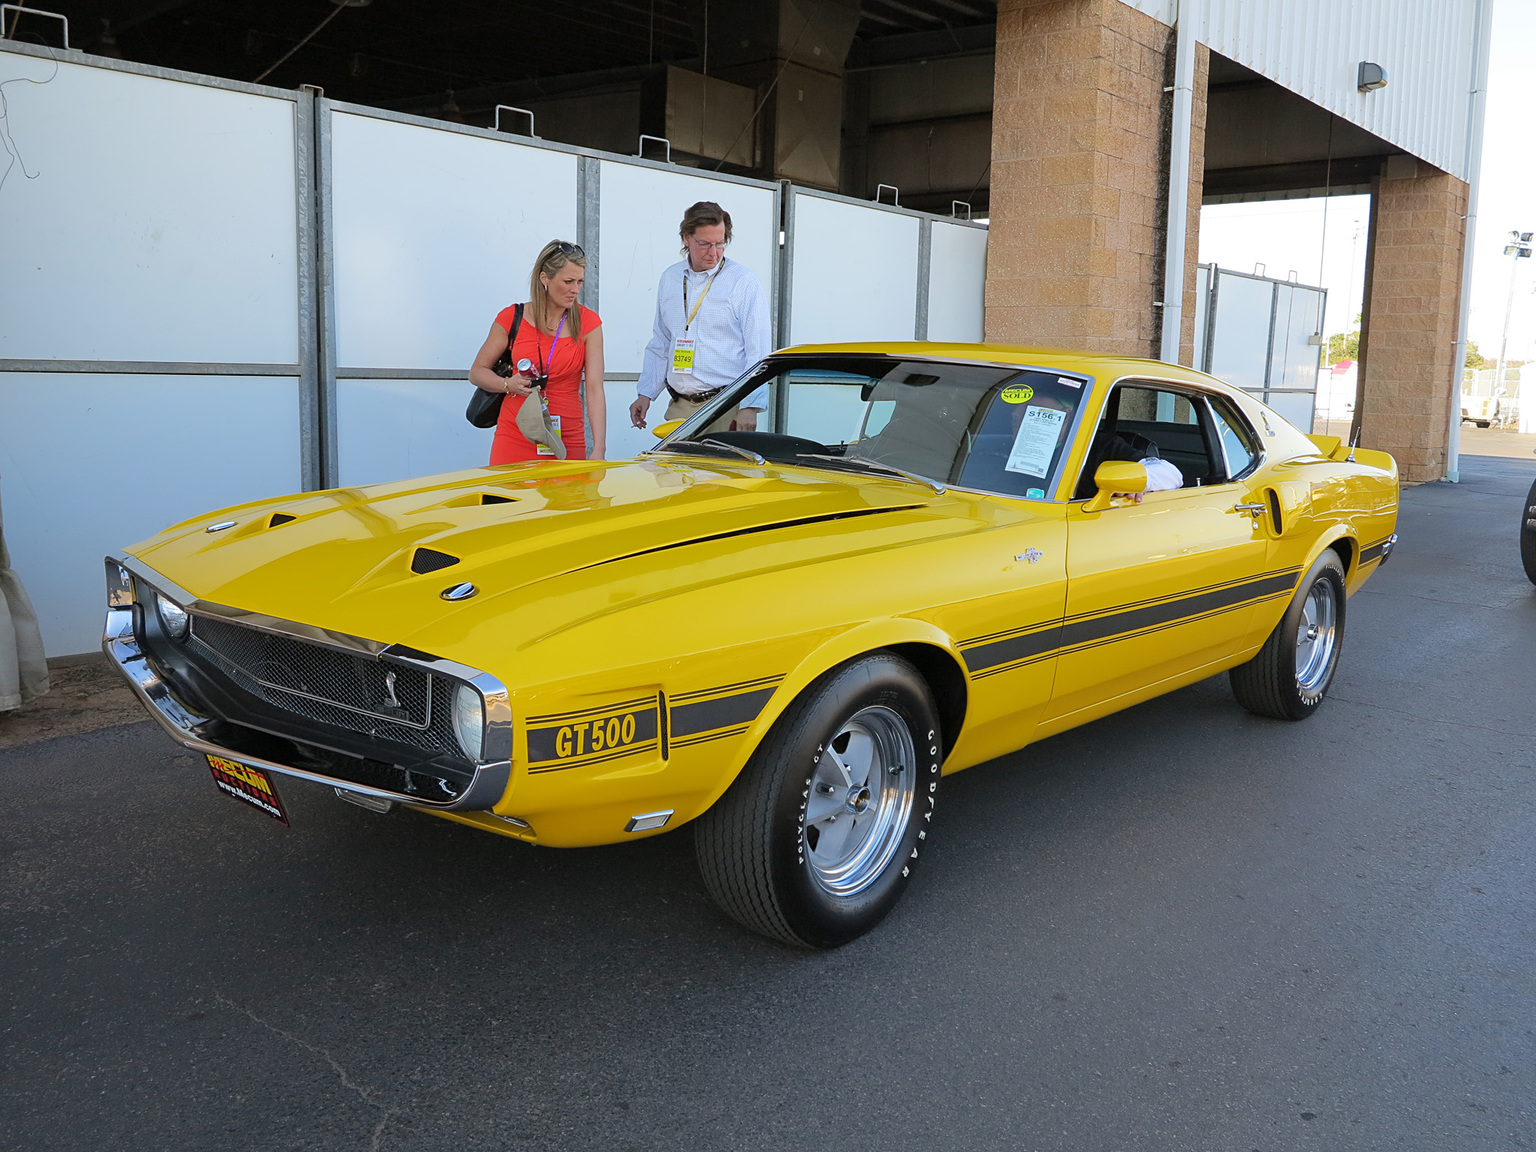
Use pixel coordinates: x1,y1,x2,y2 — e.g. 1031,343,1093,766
961,567,1303,675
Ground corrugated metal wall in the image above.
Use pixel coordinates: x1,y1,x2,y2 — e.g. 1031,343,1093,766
1121,0,1480,180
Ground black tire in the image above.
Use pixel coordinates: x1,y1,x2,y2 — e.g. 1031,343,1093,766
1521,477,1536,586
1229,549,1347,721
695,652,942,949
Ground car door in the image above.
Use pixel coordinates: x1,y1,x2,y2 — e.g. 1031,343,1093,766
1043,380,1275,725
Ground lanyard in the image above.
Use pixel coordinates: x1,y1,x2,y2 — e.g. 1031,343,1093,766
535,311,566,376
681,258,725,332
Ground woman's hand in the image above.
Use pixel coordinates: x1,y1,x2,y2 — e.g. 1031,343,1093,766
503,372,537,397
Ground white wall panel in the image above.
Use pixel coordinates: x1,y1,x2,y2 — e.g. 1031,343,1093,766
335,379,657,484
335,380,495,487
0,375,301,657
329,112,579,370
1117,0,1480,179
597,163,778,373
0,50,299,364
926,222,988,343
789,194,920,346
604,381,659,460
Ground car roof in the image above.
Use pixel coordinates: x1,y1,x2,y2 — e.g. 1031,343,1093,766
772,341,1226,391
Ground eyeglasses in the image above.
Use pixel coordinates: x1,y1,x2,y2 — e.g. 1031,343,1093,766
686,238,729,251
551,241,585,257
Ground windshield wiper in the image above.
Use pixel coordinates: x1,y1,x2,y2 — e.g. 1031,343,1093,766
793,453,945,494
652,439,766,464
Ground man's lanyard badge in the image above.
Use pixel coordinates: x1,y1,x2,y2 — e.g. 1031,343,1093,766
673,258,724,378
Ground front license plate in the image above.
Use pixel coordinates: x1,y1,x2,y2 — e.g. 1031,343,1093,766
206,754,290,826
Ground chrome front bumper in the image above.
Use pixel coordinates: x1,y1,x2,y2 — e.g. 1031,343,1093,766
103,556,512,812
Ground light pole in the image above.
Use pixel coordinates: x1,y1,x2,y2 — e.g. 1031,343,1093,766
1494,230,1532,418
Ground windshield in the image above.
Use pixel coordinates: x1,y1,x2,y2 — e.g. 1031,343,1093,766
649,355,1089,499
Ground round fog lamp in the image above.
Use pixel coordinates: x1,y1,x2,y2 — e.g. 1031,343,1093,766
156,593,190,640
452,683,485,761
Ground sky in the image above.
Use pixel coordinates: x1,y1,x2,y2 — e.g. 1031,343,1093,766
1198,0,1535,363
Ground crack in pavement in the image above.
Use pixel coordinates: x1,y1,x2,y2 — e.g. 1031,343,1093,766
1328,694,1536,741
215,992,398,1151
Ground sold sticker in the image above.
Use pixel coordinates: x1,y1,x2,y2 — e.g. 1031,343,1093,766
1001,384,1035,404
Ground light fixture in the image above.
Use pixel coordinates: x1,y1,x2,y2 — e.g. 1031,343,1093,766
1503,230,1533,258
1357,62,1388,92
155,593,190,641
451,684,485,761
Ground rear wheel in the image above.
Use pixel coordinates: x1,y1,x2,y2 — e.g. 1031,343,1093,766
1521,477,1536,585
695,653,942,948
1230,549,1346,721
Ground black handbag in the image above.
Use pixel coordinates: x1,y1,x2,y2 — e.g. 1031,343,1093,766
466,303,525,429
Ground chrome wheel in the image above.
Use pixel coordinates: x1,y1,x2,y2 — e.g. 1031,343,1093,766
803,706,917,897
1294,576,1339,692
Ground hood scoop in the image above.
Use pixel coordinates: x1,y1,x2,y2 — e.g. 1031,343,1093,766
411,547,461,575
268,513,297,527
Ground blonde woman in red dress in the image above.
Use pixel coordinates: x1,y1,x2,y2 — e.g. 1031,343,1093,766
469,241,606,464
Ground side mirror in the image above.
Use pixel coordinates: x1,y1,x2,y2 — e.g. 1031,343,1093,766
651,419,685,439
1083,461,1147,513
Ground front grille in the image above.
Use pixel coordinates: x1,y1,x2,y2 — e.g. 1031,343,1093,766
187,615,462,758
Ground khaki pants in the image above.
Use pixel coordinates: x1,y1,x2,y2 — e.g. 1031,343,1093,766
665,393,753,435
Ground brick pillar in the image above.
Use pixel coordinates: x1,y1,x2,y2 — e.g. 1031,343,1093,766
985,0,1205,358
1357,165,1469,483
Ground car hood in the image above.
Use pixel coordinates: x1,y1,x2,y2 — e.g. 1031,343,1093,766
127,456,951,653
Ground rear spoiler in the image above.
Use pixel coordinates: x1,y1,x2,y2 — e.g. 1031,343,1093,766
1306,435,1397,475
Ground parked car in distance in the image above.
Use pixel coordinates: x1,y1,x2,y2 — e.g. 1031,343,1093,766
106,343,1399,947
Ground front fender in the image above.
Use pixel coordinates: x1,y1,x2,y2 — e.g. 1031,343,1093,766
689,616,965,815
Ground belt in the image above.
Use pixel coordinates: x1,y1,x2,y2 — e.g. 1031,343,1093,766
667,384,726,404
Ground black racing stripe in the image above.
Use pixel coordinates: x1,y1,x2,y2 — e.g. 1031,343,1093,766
672,724,752,749
1057,570,1298,652
965,569,1300,674
962,624,1064,672
1360,540,1387,563
671,687,776,738
527,740,659,774
527,695,656,725
671,674,783,703
960,569,1302,650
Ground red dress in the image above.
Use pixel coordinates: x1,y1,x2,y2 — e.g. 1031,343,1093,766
488,304,601,465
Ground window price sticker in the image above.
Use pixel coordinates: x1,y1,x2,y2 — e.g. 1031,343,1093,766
1005,405,1067,476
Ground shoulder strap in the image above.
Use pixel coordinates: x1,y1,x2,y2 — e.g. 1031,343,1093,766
508,302,524,345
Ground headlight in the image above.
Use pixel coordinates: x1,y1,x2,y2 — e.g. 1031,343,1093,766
155,593,190,640
452,683,485,761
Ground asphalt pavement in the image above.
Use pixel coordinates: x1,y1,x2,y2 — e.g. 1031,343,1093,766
4,455,1534,1151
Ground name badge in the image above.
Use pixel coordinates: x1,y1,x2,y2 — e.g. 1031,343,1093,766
536,411,562,456
672,338,696,376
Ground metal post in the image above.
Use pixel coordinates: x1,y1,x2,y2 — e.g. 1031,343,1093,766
1159,0,1201,364
1493,236,1528,405
1446,0,1494,483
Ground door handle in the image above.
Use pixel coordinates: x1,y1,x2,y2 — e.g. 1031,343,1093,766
1233,502,1266,516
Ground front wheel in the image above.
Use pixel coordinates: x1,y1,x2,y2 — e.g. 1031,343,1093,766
695,653,942,948
1521,477,1536,585
1229,550,1346,720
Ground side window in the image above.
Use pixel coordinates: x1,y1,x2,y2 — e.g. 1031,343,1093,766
1074,382,1224,497
1207,396,1259,480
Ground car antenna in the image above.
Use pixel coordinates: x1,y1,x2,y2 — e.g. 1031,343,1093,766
1347,422,1361,463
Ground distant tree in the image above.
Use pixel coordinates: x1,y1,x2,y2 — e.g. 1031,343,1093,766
1464,341,1486,370
1327,329,1359,364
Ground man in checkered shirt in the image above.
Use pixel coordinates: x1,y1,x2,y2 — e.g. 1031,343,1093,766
629,201,772,435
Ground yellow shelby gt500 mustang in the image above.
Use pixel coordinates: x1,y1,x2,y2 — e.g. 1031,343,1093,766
106,343,1398,947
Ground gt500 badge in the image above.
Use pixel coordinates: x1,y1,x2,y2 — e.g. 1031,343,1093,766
525,697,660,773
